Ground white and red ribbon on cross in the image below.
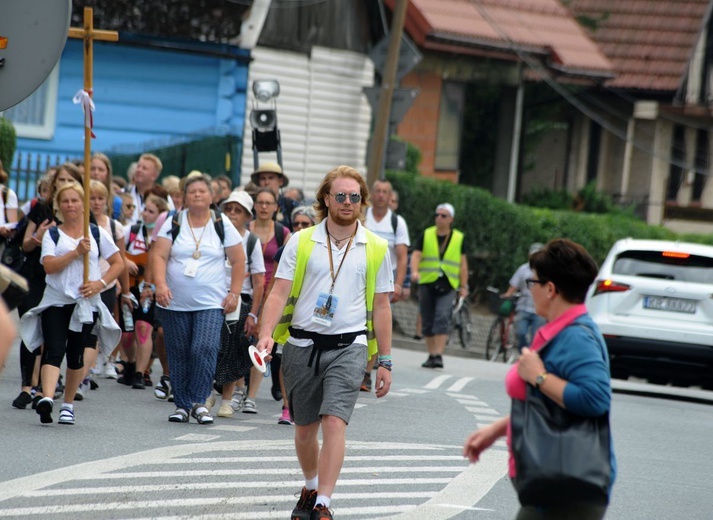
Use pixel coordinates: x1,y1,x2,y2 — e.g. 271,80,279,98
72,89,96,139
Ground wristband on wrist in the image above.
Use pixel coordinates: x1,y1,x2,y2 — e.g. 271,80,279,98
377,355,392,361
247,312,258,320
378,361,393,371
99,278,108,288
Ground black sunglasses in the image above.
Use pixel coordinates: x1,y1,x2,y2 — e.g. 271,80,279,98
525,278,548,289
329,192,361,204
434,213,449,218
293,221,312,228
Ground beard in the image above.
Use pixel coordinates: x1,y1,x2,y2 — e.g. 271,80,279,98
328,205,359,226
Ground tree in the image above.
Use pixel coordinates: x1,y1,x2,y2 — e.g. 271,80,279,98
71,0,250,42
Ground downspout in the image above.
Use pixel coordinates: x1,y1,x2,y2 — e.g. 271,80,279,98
620,115,635,196
507,65,524,203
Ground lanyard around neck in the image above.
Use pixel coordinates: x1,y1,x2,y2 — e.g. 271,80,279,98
325,223,356,295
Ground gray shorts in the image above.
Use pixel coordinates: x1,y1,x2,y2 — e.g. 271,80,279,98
282,340,367,426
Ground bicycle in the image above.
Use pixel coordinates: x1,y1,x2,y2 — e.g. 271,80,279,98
484,286,518,362
449,295,473,349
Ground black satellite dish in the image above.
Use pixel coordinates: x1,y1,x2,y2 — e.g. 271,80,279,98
0,0,71,111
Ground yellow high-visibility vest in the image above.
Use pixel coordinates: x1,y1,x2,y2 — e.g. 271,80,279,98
273,226,388,360
419,226,463,289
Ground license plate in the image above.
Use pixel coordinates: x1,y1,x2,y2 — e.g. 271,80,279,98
643,296,696,314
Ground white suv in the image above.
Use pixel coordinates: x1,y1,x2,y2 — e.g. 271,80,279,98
585,238,713,387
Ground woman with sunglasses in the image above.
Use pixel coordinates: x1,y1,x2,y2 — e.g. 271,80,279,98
291,205,316,230
410,202,469,369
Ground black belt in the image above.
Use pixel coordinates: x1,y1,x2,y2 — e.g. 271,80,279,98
289,327,366,375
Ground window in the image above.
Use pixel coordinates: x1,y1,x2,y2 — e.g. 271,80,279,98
434,82,465,170
2,64,59,140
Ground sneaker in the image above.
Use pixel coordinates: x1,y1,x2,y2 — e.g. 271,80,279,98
143,372,153,387
132,371,145,390
421,355,436,368
278,406,293,425
229,396,244,413
54,376,65,399
242,397,257,414
12,391,33,409
104,362,118,379
309,504,333,520
360,372,372,392
432,355,444,369
89,376,99,390
217,402,234,418
31,394,42,410
36,397,54,424
154,376,171,399
291,487,317,520
75,382,86,401
233,387,246,402
58,406,75,425
271,384,282,401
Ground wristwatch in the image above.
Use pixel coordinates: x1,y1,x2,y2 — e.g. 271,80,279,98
535,372,548,389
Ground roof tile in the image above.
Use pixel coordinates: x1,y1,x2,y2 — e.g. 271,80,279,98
567,0,710,91
408,0,613,76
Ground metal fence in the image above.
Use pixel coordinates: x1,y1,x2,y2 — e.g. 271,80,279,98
9,151,79,202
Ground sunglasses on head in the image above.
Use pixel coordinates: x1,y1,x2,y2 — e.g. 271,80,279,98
329,192,361,204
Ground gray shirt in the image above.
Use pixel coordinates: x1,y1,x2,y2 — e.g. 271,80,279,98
509,262,536,314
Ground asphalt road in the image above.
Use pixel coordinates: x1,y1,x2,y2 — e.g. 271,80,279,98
1,332,712,519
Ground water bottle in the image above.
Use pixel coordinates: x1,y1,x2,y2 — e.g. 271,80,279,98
142,298,151,314
122,303,134,332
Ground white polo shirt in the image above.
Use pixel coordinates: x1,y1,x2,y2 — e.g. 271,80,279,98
275,219,393,347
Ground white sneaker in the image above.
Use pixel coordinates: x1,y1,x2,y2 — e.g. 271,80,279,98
205,391,218,411
229,397,243,412
242,397,257,414
104,362,118,379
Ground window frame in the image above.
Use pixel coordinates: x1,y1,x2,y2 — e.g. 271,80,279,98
1,64,60,140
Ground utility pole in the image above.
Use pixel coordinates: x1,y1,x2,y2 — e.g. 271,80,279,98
367,0,409,186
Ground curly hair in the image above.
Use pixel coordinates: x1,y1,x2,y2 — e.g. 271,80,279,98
313,165,370,222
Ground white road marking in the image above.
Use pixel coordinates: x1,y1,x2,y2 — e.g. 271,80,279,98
354,403,367,408
208,425,257,433
387,391,410,397
24,478,456,497
424,375,453,389
400,388,429,394
0,440,505,520
446,377,474,392
154,455,466,464
465,406,500,415
172,434,222,442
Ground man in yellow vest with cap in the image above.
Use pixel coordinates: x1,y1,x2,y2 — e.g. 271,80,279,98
255,165,393,520
410,202,469,368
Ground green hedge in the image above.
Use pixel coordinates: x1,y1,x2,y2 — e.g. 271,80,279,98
386,171,685,295
0,117,17,173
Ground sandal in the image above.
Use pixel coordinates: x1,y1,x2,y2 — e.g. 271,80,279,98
168,408,189,423
191,405,214,424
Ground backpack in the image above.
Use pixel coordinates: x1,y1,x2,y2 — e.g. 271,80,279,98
274,221,286,249
170,209,225,249
49,223,102,257
245,231,258,271
390,212,399,235
1,187,27,274
126,221,149,250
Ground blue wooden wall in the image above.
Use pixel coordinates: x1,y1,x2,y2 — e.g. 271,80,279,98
14,37,250,169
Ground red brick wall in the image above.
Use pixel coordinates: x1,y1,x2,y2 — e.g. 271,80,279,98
398,71,457,183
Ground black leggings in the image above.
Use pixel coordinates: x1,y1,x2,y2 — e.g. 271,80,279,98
17,278,45,387
40,305,98,370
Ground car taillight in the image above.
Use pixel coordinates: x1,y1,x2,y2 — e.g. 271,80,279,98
593,279,631,296
662,251,690,259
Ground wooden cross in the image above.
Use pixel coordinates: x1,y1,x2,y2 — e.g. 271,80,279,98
68,7,118,282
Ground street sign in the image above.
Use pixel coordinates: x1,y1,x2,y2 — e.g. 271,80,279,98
370,34,422,83
385,140,408,170
363,87,419,126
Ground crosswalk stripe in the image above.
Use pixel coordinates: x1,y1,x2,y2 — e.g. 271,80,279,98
155,455,465,464
172,434,222,442
400,388,429,394
0,493,435,517
424,375,452,389
446,377,473,392
208,425,258,432
465,406,500,415
130,504,416,520
24,478,456,497
76,466,466,479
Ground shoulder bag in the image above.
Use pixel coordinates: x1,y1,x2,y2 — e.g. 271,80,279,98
510,325,612,507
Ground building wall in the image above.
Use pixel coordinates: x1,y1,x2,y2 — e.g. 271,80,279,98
240,45,374,195
397,71,456,182
13,39,249,160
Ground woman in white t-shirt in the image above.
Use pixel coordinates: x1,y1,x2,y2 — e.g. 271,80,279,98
0,161,19,239
152,175,246,425
20,182,123,426
206,190,265,418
